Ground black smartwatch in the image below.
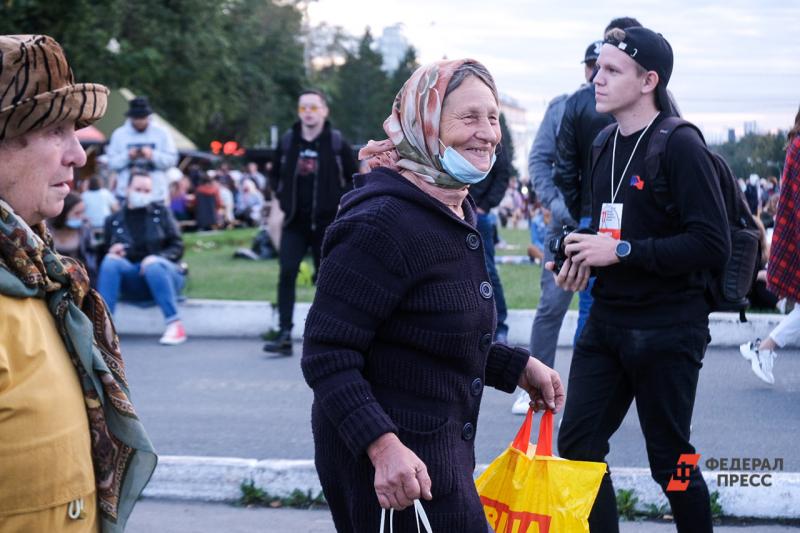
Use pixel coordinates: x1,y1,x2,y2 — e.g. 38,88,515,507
615,240,632,262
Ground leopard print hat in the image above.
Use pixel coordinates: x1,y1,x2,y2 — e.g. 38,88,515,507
0,35,108,141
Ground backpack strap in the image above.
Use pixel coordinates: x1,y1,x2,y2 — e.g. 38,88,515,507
591,123,617,178
644,116,703,217
330,128,343,153
330,128,346,188
279,130,293,155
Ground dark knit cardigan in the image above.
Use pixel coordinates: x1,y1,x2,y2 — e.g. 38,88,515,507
302,167,529,532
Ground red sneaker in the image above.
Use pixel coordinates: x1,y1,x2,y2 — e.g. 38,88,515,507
160,321,187,345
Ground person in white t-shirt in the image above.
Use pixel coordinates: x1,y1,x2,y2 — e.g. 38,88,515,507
81,176,119,228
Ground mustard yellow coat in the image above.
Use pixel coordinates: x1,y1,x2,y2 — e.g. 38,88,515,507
0,293,98,532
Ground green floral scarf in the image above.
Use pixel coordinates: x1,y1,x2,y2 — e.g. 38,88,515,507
0,199,156,532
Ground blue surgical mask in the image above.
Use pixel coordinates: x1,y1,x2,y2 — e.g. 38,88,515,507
438,140,496,185
65,218,83,229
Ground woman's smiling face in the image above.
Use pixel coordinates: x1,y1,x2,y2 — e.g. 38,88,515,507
438,76,501,172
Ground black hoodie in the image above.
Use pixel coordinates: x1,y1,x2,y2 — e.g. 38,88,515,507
270,120,357,228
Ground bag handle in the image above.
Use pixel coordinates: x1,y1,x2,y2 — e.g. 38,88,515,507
511,407,554,457
379,499,433,533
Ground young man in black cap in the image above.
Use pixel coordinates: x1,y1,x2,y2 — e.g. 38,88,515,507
552,27,729,531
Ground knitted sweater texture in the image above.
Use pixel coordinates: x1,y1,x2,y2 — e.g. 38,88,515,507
302,167,529,532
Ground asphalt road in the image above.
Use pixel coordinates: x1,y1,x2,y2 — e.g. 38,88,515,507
127,500,800,533
121,335,800,471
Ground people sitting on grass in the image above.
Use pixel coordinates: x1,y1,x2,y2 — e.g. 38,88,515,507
97,171,188,345
235,178,265,227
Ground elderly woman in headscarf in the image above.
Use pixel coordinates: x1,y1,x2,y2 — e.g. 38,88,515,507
301,59,565,532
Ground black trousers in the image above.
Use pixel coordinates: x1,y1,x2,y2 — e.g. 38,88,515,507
277,219,326,330
557,315,713,533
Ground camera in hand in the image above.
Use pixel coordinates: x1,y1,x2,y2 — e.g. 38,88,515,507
548,225,597,272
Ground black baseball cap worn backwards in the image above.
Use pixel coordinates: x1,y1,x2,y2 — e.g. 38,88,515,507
583,40,603,64
605,26,674,113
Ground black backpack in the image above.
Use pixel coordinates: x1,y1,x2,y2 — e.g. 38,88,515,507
591,116,760,321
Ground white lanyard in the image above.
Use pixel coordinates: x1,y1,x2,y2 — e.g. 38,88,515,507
610,113,660,203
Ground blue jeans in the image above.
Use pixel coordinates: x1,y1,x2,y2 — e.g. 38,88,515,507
98,255,185,323
575,216,595,344
476,212,508,339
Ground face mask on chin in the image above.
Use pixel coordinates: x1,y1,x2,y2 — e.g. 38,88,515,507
438,140,496,185
65,218,83,229
127,191,152,209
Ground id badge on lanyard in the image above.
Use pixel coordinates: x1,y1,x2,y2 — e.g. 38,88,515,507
599,203,623,240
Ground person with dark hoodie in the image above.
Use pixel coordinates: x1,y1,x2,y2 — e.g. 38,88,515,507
468,139,512,342
263,89,357,355
301,59,564,532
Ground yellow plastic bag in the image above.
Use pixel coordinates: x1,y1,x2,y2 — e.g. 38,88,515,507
476,409,606,533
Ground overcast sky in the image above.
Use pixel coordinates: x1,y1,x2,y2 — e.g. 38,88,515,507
308,0,799,142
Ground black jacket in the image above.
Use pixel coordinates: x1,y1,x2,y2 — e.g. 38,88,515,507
468,140,513,212
104,203,184,263
553,83,614,220
270,120,357,228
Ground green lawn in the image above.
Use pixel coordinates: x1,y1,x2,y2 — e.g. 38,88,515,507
182,227,577,309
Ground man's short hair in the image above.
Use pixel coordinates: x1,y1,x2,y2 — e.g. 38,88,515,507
129,171,152,184
605,17,642,35
299,89,328,106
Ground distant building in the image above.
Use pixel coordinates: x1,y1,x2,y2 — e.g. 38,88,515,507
499,94,535,181
376,24,409,73
728,128,736,143
744,121,758,136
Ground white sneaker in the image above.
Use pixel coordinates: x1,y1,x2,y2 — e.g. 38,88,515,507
160,321,187,345
511,391,530,415
739,340,774,384
759,348,777,384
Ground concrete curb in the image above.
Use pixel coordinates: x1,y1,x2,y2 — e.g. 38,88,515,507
143,456,800,519
116,300,795,348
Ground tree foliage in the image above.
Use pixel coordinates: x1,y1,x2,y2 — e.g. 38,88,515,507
0,0,306,148
327,30,389,146
712,132,787,179
0,3,420,150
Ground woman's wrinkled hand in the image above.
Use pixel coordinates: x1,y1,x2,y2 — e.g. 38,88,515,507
517,357,566,413
367,433,433,510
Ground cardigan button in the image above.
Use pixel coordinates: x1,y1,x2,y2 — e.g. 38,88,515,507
466,233,481,250
480,333,492,351
479,281,493,299
461,422,475,441
470,378,483,396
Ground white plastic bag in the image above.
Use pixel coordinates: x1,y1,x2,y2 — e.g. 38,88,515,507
379,500,432,533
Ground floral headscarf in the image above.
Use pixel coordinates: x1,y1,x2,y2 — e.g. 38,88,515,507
359,59,492,191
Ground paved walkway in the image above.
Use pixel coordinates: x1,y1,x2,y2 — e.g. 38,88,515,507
122,337,800,468
128,500,800,532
